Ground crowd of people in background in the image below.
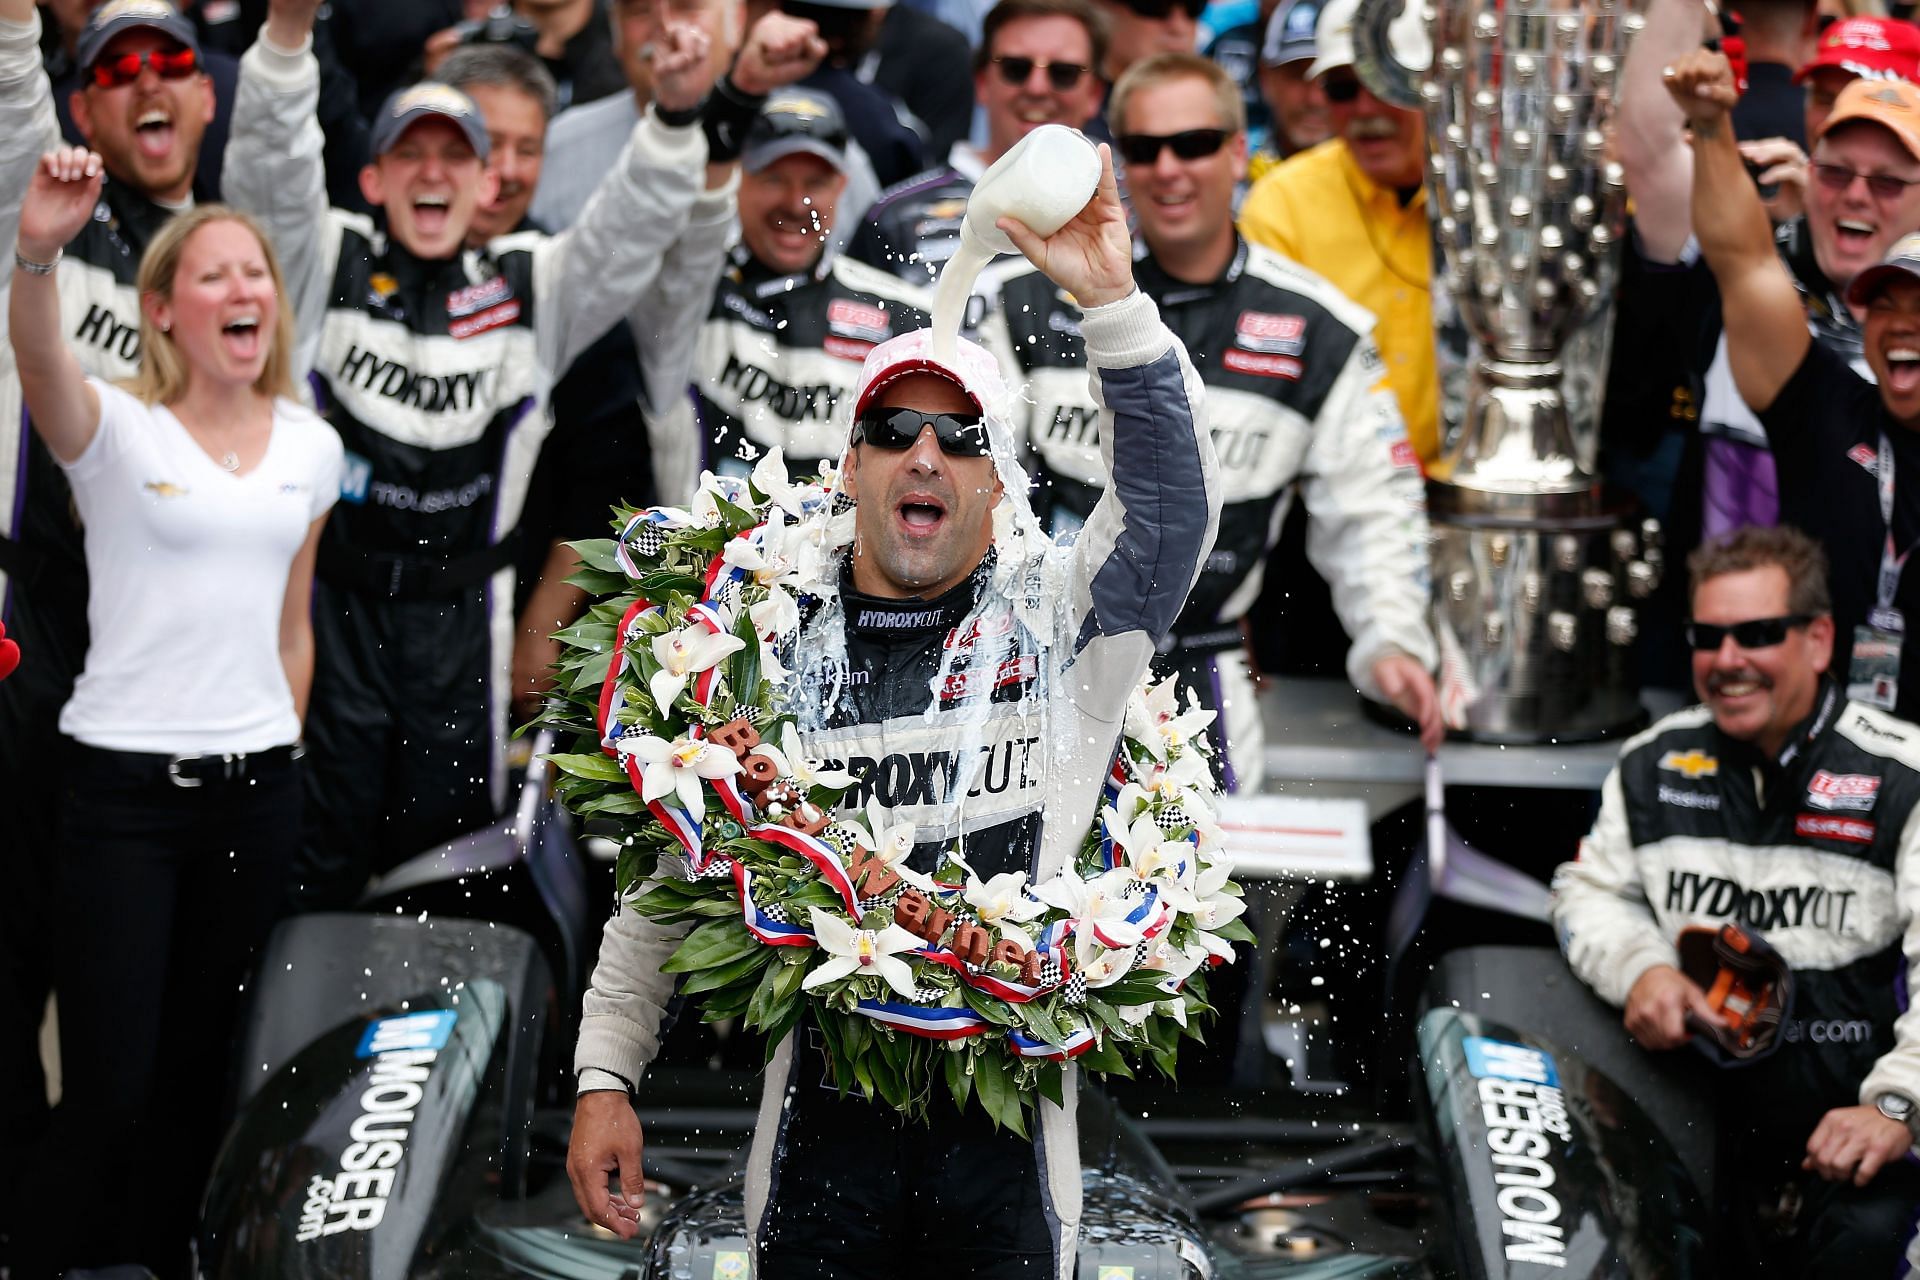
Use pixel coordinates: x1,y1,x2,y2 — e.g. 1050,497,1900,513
6,0,1920,1272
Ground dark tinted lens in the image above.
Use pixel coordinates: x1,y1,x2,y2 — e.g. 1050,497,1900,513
995,55,1037,84
855,409,991,457
1124,0,1203,18
994,55,1088,90
1116,129,1229,164
1321,74,1362,103
1684,615,1807,651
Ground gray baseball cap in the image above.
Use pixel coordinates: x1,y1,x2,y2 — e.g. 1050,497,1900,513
76,0,200,73
1262,0,1323,67
369,82,492,163
1847,231,1920,307
741,89,849,175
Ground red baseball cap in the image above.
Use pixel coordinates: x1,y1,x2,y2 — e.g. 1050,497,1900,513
1795,16,1920,84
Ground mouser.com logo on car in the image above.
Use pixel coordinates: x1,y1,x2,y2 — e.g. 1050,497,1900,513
295,1010,457,1243
1464,1035,1573,1269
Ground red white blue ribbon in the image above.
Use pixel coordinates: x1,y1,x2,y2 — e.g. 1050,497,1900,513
854,999,989,1040
735,864,814,947
598,599,660,756
752,823,860,915
913,945,1065,1003
1008,1027,1096,1060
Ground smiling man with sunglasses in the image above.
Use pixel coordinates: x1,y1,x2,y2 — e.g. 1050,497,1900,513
985,52,1440,793
1552,523,1920,1278
569,146,1220,1278
851,0,1107,286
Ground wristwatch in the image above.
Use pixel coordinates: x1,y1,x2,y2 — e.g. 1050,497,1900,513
1875,1091,1920,1143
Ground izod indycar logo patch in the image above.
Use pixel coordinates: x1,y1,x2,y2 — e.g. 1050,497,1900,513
1222,348,1302,380
1390,440,1419,470
1463,1035,1573,1269
1659,749,1718,779
827,298,892,344
295,1010,457,1243
1806,770,1879,811
1796,813,1876,844
1234,310,1306,355
1850,443,1880,473
446,276,512,318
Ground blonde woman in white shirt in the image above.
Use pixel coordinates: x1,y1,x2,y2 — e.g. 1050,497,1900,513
8,146,342,1277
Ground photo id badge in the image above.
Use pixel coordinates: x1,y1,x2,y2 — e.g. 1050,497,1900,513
1849,624,1903,710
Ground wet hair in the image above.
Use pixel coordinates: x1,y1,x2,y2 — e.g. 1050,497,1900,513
974,0,1110,78
436,43,560,122
124,205,297,406
1109,51,1245,137
1687,524,1832,618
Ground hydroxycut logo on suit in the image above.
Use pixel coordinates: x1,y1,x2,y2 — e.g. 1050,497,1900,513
1463,1036,1571,1269
294,1011,457,1243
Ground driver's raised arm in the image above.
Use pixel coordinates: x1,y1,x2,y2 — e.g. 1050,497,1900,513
996,147,1222,723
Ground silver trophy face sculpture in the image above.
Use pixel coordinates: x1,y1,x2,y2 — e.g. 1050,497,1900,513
1358,0,1654,741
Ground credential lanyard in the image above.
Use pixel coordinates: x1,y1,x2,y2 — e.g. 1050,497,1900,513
1876,432,1918,625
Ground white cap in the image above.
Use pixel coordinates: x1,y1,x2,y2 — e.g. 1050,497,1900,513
1307,0,1357,79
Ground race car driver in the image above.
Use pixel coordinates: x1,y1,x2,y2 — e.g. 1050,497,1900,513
690,86,932,480
0,0,322,1260
565,147,1221,1278
848,0,1109,287
1551,524,1920,1277
233,2,819,908
983,52,1440,787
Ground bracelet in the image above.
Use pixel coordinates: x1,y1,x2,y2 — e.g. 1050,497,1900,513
654,96,706,129
701,74,768,166
13,248,59,275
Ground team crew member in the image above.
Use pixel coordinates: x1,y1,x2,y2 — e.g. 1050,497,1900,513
1552,526,1920,1277
10,158,342,1277
231,1,759,909
567,145,1221,1279
0,0,321,1254
692,87,930,477
985,54,1440,786
1670,49,1920,722
850,0,1108,287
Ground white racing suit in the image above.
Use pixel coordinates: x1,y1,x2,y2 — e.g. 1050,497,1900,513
575,289,1220,1276
221,41,736,907
1551,686,1920,1276
980,239,1434,790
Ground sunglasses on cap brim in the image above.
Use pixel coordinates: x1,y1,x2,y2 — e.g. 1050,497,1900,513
851,408,993,457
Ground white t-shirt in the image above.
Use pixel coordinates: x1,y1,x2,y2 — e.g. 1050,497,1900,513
59,380,344,754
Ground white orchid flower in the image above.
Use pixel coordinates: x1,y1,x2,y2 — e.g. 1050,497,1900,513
749,583,801,639
1034,867,1148,949
616,733,741,814
1161,862,1246,962
1124,677,1217,761
957,864,1047,954
656,473,730,529
752,722,857,794
648,622,746,713
1101,805,1193,884
802,907,923,999
751,448,810,517
847,797,934,892
1072,931,1137,988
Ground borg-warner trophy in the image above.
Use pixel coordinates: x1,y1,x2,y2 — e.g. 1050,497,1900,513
1357,0,1656,742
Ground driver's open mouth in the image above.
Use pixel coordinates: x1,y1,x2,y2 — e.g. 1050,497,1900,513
897,496,947,534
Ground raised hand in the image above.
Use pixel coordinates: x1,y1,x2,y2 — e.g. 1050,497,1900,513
995,144,1134,310
729,12,830,95
264,0,326,49
1662,48,1739,135
18,148,104,264
652,22,717,116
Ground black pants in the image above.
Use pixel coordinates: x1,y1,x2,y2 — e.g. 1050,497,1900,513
290,579,496,911
756,1042,1058,1277
14,743,298,1280
1720,1130,1920,1277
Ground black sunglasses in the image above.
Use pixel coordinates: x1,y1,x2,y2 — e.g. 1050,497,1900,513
852,407,992,457
1119,0,1206,18
1683,614,1814,652
991,55,1090,91
1116,128,1230,166
1321,73,1363,103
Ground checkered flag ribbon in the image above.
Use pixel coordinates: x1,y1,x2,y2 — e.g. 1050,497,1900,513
1153,802,1190,833
1034,955,1064,986
1061,973,1087,1006
758,900,790,924
626,522,666,559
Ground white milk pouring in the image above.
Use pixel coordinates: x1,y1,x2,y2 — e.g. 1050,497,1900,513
930,125,1102,361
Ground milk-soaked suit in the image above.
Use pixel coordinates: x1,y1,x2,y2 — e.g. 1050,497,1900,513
575,291,1220,1277
981,238,1433,790
221,47,733,906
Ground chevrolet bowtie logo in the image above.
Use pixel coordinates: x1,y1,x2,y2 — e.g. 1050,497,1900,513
1660,749,1719,779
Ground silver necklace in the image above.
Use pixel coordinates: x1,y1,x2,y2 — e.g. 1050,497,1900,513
220,450,240,473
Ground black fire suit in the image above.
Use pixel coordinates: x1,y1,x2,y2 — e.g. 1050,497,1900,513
224,39,732,906
0,19,318,1254
981,238,1434,791
1552,684,1920,1276
848,146,981,286
576,290,1220,1276
687,243,929,490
